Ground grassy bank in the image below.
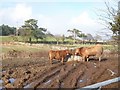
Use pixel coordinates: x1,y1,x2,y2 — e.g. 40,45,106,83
0,36,74,44
0,36,118,53
1,43,118,53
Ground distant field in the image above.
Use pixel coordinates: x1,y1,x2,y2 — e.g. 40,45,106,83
1,44,118,54
0,36,15,42
1,44,51,53
0,36,74,43
62,44,118,51
0,36,41,42
0,36,118,53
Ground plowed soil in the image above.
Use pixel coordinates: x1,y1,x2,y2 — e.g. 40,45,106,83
1,50,119,89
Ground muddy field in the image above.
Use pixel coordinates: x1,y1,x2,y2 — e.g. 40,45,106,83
1,49,119,89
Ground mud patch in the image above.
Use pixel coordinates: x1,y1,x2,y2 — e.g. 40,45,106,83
2,51,119,89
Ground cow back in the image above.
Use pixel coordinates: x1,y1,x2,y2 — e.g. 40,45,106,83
81,44,103,57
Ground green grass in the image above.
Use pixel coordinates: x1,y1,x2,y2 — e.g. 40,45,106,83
0,36,118,53
60,44,118,51
102,45,118,51
45,36,56,41
1,43,118,54
0,36,38,42
1,44,50,53
0,36,74,42
0,36,15,42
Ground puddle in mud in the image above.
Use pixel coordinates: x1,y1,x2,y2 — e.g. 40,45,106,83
24,84,31,88
0,87,2,90
2,70,6,73
0,80,3,84
79,80,83,83
79,75,89,83
0,86,4,90
44,80,51,85
0,80,4,90
61,83,64,87
2,70,6,76
9,78,16,83
24,82,34,88
0,78,15,84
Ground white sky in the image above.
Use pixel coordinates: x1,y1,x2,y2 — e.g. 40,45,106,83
0,0,117,40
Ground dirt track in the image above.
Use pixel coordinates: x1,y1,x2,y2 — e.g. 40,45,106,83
1,50,119,89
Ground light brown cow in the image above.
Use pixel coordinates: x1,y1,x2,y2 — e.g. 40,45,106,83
49,49,71,64
75,44,103,62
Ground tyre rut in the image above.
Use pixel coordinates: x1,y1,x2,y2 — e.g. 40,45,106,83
23,63,65,88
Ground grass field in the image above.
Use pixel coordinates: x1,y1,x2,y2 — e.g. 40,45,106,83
0,36,118,53
0,36,74,43
1,43,118,53
1,44,51,53
0,36,60,42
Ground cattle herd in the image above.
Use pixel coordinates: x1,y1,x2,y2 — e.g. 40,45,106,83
49,44,103,64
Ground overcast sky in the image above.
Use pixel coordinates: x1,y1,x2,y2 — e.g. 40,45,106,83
0,0,117,40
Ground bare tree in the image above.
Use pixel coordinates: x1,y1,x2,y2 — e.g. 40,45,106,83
97,1,119,40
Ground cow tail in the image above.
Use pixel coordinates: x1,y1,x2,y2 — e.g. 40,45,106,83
48,52,52,64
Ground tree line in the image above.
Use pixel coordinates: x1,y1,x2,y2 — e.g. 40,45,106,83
0,19,103,44
0,24,16,36
0,16,117,44
0,1,119,45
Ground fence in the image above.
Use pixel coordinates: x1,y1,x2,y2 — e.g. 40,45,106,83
76,77,120,90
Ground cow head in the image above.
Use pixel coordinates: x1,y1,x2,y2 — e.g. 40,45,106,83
75,48,80,56
75,47,84,56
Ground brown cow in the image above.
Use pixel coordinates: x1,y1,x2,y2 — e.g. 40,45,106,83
49,49,71,64
75,44,103,62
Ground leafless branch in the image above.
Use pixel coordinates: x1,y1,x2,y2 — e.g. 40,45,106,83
105,2,116,17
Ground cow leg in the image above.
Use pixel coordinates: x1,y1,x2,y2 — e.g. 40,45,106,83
49,56,52,64
82,56,85,62
97,54,102,62
50,59,52,64
49,57,53,64
85,56,88,62
99,56,101,61
87,57,89,62
61,57,64,64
